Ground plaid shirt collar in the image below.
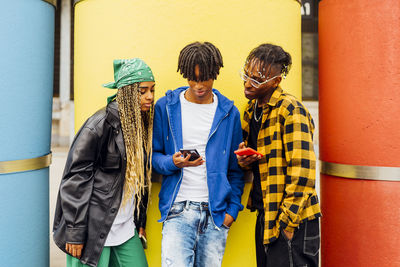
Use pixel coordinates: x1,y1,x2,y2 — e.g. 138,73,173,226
245,86,283,115
267,86,283,107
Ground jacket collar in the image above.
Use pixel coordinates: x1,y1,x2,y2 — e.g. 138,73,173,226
105,101,126,159
164,86,235,150
165,86,234,113
106,101,121,129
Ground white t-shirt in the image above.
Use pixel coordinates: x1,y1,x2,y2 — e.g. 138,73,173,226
104,191,136,246
175,90,218,203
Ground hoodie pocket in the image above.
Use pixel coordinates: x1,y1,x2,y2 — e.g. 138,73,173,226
208,172,231,212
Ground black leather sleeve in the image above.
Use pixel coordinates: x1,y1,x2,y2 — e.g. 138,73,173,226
59,126,99,244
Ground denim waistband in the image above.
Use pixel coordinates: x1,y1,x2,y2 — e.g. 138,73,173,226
173,200,209,211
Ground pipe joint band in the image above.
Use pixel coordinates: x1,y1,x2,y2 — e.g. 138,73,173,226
0,153,52,174
42,0,57,7
320,160,400,182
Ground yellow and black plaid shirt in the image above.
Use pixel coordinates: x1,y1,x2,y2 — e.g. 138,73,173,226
242,87,321,244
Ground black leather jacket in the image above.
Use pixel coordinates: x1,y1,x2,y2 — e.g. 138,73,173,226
53,101,148,267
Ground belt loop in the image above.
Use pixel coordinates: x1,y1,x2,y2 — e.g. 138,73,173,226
185,200,190,210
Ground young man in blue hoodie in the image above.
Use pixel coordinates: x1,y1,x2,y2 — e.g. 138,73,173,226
152,42,245,267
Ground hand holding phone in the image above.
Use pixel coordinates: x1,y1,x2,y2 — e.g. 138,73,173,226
138,227,147,249
235,142,262,167
173,149,204,168
179,149,201,161
234,147,263,157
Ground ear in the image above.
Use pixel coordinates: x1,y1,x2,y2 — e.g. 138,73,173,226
273,76,282,88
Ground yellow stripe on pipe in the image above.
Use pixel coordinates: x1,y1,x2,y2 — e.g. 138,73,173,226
0,153,52,174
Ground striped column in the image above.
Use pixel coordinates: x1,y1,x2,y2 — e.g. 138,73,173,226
0,0,55,266
319,0,400,266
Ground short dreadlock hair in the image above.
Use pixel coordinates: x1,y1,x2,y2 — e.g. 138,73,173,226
246,43,292,78
177,41,224,81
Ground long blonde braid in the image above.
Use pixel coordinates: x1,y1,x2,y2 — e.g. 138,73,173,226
116,83,153,214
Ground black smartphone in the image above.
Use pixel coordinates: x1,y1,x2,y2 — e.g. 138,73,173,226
179,149,201,161
139,235,147,249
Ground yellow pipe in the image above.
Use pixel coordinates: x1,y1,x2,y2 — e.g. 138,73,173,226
74,1,301,265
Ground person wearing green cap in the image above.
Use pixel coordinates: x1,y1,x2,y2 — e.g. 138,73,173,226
53,58,155,267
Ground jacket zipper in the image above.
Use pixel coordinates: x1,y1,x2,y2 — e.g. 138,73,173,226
204,113,229,230
161,105,184,222
166,105,178,152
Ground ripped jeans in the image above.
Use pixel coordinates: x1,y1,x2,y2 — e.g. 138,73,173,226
161,201,229,267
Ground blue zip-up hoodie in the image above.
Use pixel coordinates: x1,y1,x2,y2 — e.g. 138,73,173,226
152,87,245,227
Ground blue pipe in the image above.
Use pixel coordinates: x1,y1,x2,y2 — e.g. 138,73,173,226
0,0,54,266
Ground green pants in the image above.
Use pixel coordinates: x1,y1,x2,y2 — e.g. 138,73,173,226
67,231,148,267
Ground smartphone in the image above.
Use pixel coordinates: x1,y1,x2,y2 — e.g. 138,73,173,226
139,235,147,249
179,149,201,161
234,147,263,157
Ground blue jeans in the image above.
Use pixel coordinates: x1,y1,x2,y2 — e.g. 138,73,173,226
161,201,229,267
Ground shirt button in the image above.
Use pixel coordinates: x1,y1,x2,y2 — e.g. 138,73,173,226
100,233,105,239
115,130,119,134
110,208,116,213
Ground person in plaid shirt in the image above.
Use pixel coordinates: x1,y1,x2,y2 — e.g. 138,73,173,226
236,44,322,267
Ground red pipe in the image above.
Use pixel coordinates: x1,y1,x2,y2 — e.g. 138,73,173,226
319,0,400,266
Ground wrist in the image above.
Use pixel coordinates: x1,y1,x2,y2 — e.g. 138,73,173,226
168,155,181,170
223,213,234,227
222,223,231,229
